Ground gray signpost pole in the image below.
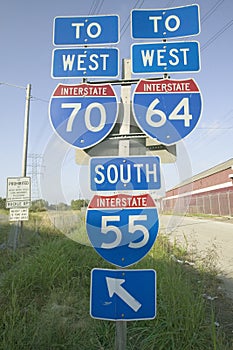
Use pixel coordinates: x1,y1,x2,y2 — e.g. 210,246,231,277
115,58,131,350
20,83,31,241
22,83,31,177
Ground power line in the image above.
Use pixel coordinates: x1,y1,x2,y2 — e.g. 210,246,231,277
201,19,233,51
201,0,225,24
0,81,26,90
89,0,105,15
31,96,49,104
121,0,144,38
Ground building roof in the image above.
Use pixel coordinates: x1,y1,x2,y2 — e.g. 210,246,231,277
169,158,233,191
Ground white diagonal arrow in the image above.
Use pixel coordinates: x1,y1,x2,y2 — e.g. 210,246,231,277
106,277,142,312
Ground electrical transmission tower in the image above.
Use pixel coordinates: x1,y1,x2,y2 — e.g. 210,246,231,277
27,154,44,201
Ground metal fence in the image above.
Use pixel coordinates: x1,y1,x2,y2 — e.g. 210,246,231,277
161,191,233,217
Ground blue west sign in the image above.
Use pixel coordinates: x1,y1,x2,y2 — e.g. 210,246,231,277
131,41,200,74
131,5,200,39
52,48,119,78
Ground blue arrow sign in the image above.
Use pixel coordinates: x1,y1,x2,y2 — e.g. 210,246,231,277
52,48,119,78
131,5,200,39
131,41,200,74
54,15,119,45
90,156,161,191
49,83,118,149
86,193,159,267
132,78,202,145
90,268,156,320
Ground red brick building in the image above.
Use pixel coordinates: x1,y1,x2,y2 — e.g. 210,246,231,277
161,158,233,216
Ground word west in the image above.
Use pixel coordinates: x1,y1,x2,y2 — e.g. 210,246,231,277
141,47,190,68
62,53,110,72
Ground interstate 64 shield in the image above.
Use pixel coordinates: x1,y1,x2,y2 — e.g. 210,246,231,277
132,78,202,145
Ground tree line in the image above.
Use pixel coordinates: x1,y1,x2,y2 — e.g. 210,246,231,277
0,197,89,212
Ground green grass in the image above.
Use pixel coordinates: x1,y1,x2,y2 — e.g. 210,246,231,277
0,215,232,350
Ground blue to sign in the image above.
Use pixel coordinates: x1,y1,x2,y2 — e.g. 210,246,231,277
54,15,119,45
49,83,118,149
132,78,202,145
90,268,156,321
86,193,159,267
131,5,200,39
131,41,200,74
90,156,161,192
52,48,119,78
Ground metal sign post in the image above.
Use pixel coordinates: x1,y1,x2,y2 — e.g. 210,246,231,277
115,58,131,350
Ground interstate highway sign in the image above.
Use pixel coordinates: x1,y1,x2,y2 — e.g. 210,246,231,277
90,156,161,191
131,41,200,74
131,4,200,39
90,268,156,321
132,78,202,145
51,47,119,78
49,83,118,149
86,193,159,267
53,15,119,45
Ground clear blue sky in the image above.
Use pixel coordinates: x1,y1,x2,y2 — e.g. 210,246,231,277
1,0,233,204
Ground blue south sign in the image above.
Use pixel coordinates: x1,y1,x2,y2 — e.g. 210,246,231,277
49,83,118,149
90,156,161,192
132,78,202,145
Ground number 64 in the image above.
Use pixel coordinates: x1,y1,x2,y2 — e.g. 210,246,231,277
146,97,192,127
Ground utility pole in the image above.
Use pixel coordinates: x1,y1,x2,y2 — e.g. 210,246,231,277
19,83,31,241
22,83,31,177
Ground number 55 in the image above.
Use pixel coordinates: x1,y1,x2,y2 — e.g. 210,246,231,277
101,215,149,249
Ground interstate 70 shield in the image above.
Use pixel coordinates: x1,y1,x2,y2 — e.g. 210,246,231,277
49,83,118,149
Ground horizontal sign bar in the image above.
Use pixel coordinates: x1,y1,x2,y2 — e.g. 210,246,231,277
51,48,119,78
131,41,200,74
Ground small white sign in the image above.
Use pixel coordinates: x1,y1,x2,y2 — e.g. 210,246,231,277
9,208,29,221
6,177,31,208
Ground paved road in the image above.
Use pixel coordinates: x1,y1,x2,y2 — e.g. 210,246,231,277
159,215,233,299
